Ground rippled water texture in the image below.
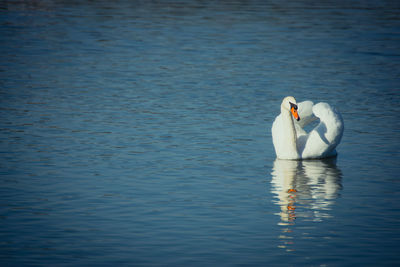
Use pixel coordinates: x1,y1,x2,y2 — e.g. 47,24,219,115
1,0,400,266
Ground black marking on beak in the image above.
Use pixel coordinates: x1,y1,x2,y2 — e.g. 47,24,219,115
289,102,300,121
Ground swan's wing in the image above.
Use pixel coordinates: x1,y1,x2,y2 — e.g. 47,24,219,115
299,102,344,159
294,101,317,129
298,101,314,119
293,101,317,137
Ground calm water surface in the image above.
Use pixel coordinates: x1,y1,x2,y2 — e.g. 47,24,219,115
1,0,400,266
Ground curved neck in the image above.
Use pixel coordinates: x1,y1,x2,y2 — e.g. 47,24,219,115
281,107,298,157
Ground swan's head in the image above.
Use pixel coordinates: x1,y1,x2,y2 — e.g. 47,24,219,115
281,96,300,121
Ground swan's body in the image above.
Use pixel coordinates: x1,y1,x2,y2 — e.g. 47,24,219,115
272,96,344,160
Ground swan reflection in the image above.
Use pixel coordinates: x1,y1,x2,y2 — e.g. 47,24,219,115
271,158,342,250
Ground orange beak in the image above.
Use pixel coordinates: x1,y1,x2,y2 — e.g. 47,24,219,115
291,107,300,121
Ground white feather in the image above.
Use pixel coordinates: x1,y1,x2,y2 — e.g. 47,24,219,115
272,97,344,160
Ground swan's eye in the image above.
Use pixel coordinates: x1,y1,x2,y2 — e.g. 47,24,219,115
290,102,298,110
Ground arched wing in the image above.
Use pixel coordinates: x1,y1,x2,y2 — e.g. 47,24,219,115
295,101,317,129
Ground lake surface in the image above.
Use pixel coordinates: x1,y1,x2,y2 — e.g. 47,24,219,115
1,0,399,266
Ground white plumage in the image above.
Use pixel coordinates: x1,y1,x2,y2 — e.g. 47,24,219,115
272,96,344,160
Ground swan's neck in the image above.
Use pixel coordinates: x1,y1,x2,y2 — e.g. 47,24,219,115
281,108,298,158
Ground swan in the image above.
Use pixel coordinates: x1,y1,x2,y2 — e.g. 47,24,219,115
272,96,344,160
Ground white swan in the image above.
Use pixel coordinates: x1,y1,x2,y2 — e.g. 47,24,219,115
272,96,344,160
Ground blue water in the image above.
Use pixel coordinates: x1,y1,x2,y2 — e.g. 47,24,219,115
1,0,400,266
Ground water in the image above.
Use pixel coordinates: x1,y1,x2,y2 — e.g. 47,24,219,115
1,0,399,265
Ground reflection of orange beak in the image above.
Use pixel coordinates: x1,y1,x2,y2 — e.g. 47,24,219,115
287,204,296,210
291,107,300,121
